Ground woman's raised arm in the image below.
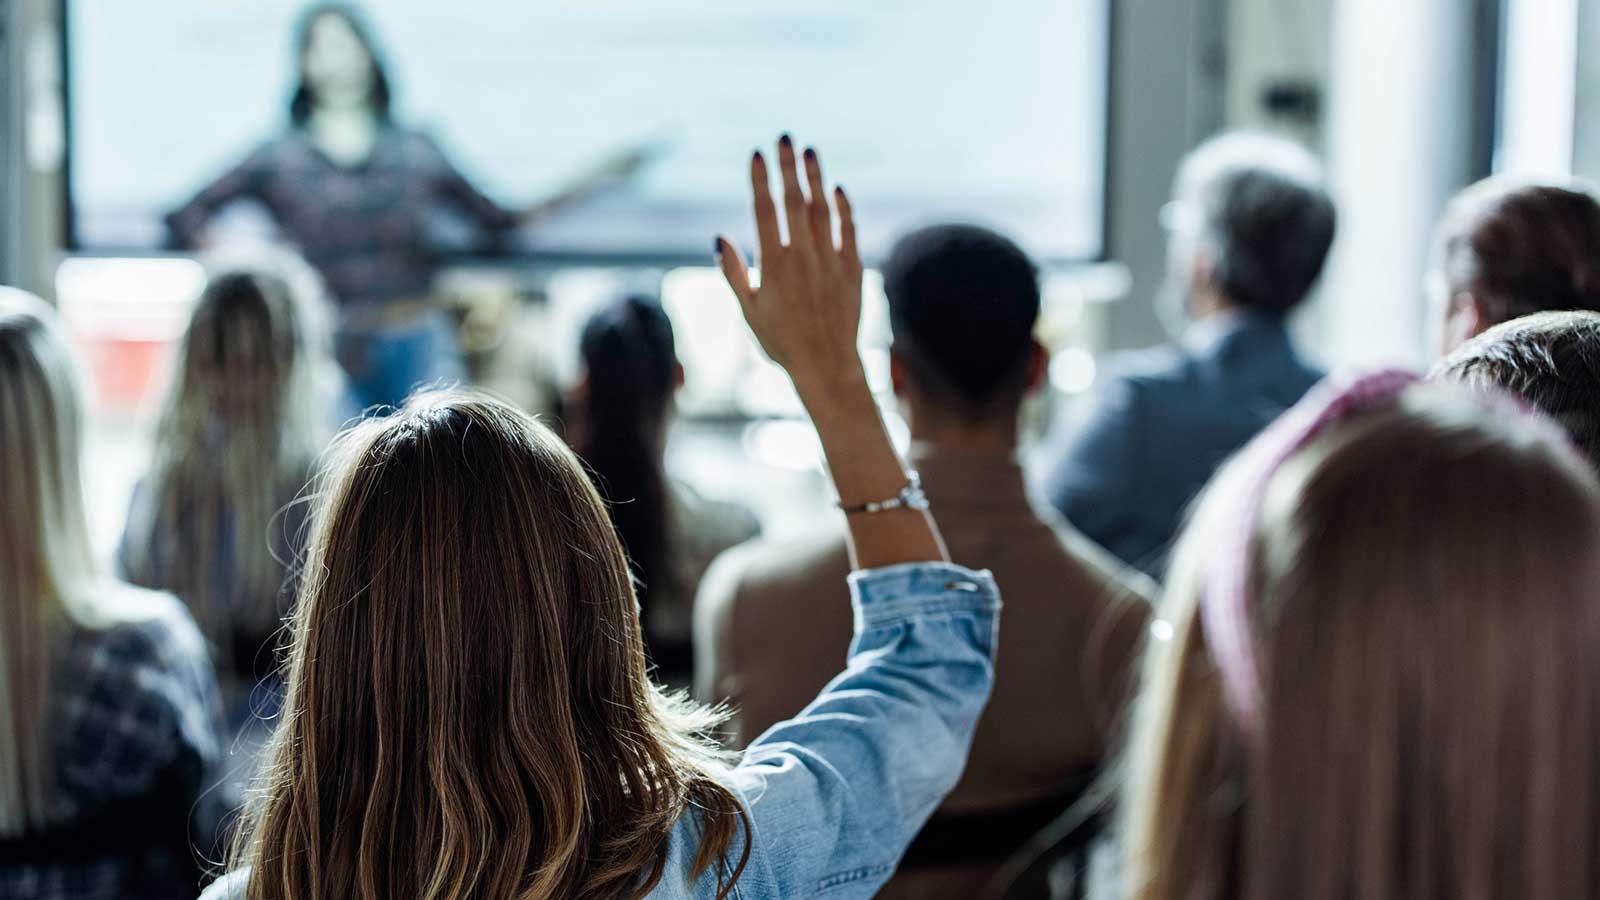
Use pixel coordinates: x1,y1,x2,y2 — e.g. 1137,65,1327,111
716,136,947,570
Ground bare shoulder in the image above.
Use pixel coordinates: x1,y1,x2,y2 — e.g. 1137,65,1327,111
712,530,850,613
1037,511,1159,605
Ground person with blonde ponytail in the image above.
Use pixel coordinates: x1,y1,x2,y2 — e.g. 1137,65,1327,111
1121,371,1600,900
0,289,225,900
200,138,1000,900
119,267,329,717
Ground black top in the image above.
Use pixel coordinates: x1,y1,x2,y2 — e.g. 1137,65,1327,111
167,127,519,306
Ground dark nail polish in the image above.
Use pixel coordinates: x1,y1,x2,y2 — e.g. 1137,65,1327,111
803,148,817,161
714,237,724,255
779,134,793,149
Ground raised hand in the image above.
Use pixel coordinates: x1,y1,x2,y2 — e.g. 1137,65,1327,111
716,136,864,391
715,135,946,569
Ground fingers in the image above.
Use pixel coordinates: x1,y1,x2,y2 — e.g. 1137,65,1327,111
715,236,756,306
750,152,782,260
777,135,812,253
836,186,861,273
803,147,835,253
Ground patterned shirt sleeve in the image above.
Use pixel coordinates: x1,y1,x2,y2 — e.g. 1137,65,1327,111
165,142,277,248
57,599,227,844
416,132,521,232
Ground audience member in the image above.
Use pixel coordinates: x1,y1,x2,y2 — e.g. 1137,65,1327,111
119,269,328,720
1428,177,1600,358
1040,132,1335,575
1122,371,1600,900
1431,310,1600,472
201,140,1000,900
571,296,759,686
696,223,1153,898
0,289,225,900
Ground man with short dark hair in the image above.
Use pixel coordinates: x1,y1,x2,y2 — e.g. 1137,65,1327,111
1430,310,1600,472
696,224,1153,899
1040,132,1336,575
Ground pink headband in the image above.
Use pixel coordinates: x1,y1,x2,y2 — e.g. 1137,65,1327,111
1200,368,1420,738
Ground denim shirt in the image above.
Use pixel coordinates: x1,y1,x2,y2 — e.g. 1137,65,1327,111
200,561,999,900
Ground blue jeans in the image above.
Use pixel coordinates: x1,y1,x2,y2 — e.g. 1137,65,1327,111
335,309,466,415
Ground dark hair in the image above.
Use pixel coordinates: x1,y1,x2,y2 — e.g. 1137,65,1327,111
1434,179,1600,325
288,3,393,127
882,224,1040,418
1179,133,1337,315
1431,310,1600,472
575,296,679,624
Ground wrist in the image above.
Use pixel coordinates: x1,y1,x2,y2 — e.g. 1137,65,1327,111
789,358,870,405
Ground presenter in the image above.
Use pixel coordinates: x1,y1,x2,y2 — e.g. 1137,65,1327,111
167,3,652,409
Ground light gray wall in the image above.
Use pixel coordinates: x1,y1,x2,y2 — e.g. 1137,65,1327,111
1102,0,1228,351
1575,0,1600,182
3,0,64,298
1,0,17,284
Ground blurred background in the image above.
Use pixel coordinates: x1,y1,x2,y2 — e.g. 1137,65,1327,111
0,0,1585,559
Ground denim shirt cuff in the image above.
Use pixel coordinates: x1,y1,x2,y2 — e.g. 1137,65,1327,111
847,562,1000,630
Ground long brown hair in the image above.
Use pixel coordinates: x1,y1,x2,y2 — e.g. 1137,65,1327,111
1123,380,1600,900
122,269,323,680
234,391,749,900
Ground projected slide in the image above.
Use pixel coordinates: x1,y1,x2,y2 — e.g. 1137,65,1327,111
68,0,1107,261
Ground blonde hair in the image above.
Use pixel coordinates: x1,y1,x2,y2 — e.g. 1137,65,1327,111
233,391,749,900
1123,381,1600,900
0,289,162,835
122,269,324,677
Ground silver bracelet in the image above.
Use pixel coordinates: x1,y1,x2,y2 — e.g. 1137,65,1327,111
837,471,930,515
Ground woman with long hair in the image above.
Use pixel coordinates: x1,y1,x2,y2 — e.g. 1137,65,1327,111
571,295,760,683
166,3,653,409
200,140,999,900
119,267,328,714
1121,370,1600,900
0,289,225,900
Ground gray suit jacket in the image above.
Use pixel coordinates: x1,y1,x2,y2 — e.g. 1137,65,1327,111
1040,312,1323,576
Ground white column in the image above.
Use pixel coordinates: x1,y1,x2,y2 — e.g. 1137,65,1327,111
1314,0,1479,367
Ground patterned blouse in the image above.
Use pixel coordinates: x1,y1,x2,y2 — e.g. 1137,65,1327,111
0,591,226,900
166,127,520,307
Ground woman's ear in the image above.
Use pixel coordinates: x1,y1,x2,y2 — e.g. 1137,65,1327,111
673,361,686,391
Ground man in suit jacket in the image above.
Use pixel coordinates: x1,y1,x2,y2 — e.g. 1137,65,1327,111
696,224,1155,900
1040,133,1336,576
